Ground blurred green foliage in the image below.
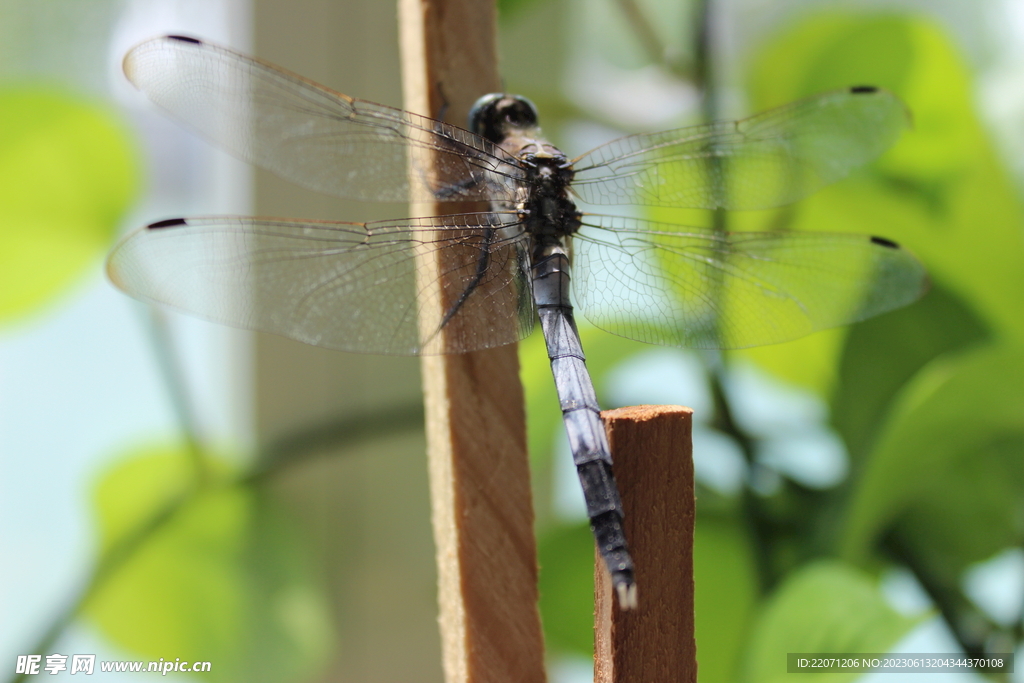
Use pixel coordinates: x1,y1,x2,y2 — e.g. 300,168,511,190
537,521,595,653
844,343,1024,580
742,561,922,683
692,515,758,683
83,447,333,682
529,10,1024,683
0,88,137,320
741,15,1024,390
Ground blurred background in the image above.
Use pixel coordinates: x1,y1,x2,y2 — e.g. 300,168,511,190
2,0,1023,681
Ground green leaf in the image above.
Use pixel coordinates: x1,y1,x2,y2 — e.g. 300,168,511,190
0,87,138,320
231,496,335,682
84,447,332,682
841,343,1024,575
749,16,916,101
497,0,544,21
693,515,758,683
89,445,200,554
743,561,922,683
84,448,247,670
736,15,1024,394
832,283,990,464
537,521,595,655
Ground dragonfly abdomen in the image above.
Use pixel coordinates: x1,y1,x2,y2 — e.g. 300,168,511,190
533,243,637,608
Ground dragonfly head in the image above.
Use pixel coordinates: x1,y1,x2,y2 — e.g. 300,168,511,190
469,93,540,144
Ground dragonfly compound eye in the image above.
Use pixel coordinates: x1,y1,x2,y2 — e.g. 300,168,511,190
500,96,538,129
468,93,539,142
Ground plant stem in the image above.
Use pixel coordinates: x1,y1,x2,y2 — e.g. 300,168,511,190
143,308,209,481
706,354,775,592
614,0,692,80
247,402,424,483
692,0,715,121
692,0,777,594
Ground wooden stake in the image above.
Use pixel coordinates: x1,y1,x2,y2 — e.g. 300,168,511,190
595,405,697,683
398,2,546,683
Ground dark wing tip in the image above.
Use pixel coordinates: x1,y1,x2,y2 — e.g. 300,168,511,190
870,235,900,249
166,35,203,45
850,85,879,94
148,217,189,229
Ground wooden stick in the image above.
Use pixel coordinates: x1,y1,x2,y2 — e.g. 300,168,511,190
397,3,546,683
595,405,697,683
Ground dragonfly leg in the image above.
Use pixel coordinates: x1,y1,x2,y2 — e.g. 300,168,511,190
430,228,493,340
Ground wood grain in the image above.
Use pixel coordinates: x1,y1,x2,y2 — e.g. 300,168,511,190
595,405,697,683
397,2,546,682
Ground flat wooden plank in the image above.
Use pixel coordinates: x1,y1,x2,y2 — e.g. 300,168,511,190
397,2,546,683
595,405,696,683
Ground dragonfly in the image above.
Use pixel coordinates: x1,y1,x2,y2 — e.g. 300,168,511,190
108,35,928,610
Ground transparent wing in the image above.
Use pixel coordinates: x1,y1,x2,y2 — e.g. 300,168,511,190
571,88,910,210
107,213,534,355
571,216,928,349
123,35,524,203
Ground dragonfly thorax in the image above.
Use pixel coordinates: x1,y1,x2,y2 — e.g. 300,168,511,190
510,152,578,243
519,193,580,244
